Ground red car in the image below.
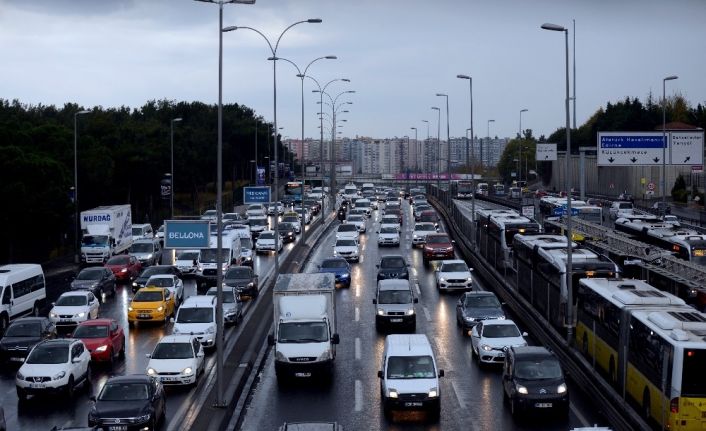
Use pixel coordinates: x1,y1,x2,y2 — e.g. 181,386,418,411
72,319,125,365
105,254,142,282
423,233,455,265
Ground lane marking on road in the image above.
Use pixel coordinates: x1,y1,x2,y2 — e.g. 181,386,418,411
570,400,590,427
355,379,363,412
423,306,432,322
451,380,468,409
415,282,422,296
355,307,360,322
360,255,364,263
355,337,361,360
355,285,360,298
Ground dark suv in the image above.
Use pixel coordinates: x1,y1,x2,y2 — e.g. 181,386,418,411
376,255,409,281
423,233,454,265
502,346,569,419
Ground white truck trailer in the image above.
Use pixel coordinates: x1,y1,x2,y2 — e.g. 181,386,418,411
80,205,132,264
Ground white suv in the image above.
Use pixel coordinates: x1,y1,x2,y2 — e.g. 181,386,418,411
435,259,473,291
16,339,91,401
146,335,205,386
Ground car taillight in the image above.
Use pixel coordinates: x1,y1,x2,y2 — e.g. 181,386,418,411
670,397,679,413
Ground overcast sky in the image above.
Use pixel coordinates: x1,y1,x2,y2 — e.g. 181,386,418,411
2,0,705,140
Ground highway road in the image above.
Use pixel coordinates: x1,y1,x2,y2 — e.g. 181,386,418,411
238,198,610,430
0,210,322,431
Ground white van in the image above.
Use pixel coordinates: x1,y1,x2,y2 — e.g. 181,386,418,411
132,223,154,241
378,334,443,421
196,231,242,289
172,295,218,349
0,264,46,334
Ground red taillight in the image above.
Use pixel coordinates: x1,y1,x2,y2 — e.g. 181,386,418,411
670,397,679,414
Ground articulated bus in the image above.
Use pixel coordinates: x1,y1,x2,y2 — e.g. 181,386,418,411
476,209,541,271
476,183,489,196
512,235,619,329
614,218,706,266
575,278,706,430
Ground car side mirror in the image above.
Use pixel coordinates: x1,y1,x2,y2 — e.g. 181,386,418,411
522,332,529,337
372,299,377,304
89,395,97,402
169,317,175,323
145,353,151,358
267,334,275,346
331,333,340,344
375,264,379,268
197,351,205,358
72,357,82,363
438,369,445,378
413,298,419,303
377,370,383,379
451,240,456,244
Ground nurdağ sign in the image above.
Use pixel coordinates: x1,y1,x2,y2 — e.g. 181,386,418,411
536,143,558,161
597,131,704,166
164,220,210,249
243,186,271,204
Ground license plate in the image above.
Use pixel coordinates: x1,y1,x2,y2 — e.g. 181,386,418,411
390,318,403,323
535,402,553,408
29,383,45,389
109,426,128,431
294,372,311,378
60,318,72,322
138,314,150,319
10,357,24,362
405,402,423,407
161,377,176,381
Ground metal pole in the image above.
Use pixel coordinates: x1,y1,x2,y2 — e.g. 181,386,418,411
563,28,573,344
519,109,527,184
215,2,225,407
572,19,577,131
444,95,451,185
73,113,79,264
662,76,678,206
432,107,441,189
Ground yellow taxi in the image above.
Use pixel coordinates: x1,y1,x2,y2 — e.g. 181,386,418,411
128,287,175,326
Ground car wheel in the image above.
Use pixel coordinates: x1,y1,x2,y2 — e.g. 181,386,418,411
0,315,8,334
16,387,28,403
85,364,92,388
510,398,520,418
108,348,115,369
32,303,41,317
119,337,126,359
66,376,75,398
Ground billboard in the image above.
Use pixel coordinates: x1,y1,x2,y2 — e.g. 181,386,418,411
164,220,210,249
243,186,271,204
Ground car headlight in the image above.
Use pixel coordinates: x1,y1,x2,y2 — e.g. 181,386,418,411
377,308,385,316
340,273,349,279
146,254,153,259
76,312,86,318
517,385,529,395
147,368,156,375
132,281,138,287
157,306,164,312
387,389,398,398
406,308,415,316
206,326,215,334
16,371,24,380
95,345,108,352
128,305,133,311
333,250,338,255
465,316,475,322
428,388,438,398
557,383,567,394
53,371,66,380
275,350,287,361
136,414,151,423
172,326,180,334
481,344,492,351
466,277,472,282
120,268,128,273
413,234,419,238
498,315,506,320
439,277,446,282
50,312,58,318
182,367,193,375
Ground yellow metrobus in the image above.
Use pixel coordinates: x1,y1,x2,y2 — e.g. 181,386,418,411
576,278,706,429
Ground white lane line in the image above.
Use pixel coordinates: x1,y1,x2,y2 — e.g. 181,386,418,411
415,282,422,296
355,337,361,360
355,307,360,322
423,306,432,322
570,401,590,427
355,379,363,411
451,380,467,408
360,255,364,263
355,285,360,298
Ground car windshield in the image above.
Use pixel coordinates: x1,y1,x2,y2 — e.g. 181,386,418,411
130,243,153,253
132,228,145,236
56,295,88,306
441,263,468,272
248,205,263,211
98,383,150,401
465,295,501,308
176,251,199,261
151,342,194,359
82,235,108,246
226,268,251,279
381,257,405,268
427,236,450,246
483,324,521,338
241,238,253,249
338,225,357,232
347,215,364,222
322,260,347,269
141,267,170,278
378,289,412,304
176,308,213,323
146,277,173,288
336,239,357,247
278,321,328,343
515,358,563,379
421,214,437,222
5,322,41,337
207,289,235,303
278,223,294,231
249,218,268,227
76,268,104,280
380,227,398,234
199,249,230,263
133,290,163,302
386,355,435,379
259,232,275,240
415,224,436,232
106,256,130,265
282,217,298,223
26,344,67,364
382,217,398,223
73,324,109,338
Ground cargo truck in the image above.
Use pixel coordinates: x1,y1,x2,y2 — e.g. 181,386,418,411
268,273,339,383
80,205,133,264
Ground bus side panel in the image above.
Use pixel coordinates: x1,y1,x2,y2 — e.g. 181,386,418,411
625,363,668,428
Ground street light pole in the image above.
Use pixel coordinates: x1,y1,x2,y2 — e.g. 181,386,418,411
457,74,475,245
170,117,182,219
436,93,451,186
542,21,573,343
410,127,418,185
431,107,441,189
485,119,495,175
662,75,678,207
73,109,90,264
519,108,528,184
421,120,430,177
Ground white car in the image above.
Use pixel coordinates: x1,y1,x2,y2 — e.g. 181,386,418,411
333,238,360,262
247,215,269,237
377,226,400,246
380,215,401,231
470,320,528,366
175,250,199,275
145,274,184,305
281,215,301,234
267,202,284,216
246,204,266,218
255,230,283,254
336,224,360,241
16,339,91,401
49,291,100,329
172,296,218,349
412,222,438,247
146,335,205,386
200,210,217,221
435,259,473,291
293,207,311,224
345,214,367,233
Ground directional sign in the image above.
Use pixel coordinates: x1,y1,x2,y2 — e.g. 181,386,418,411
536,143,558,161
597,132,665,166
521,205,535,219
164,220,210,249
670,131,704,165
243,186,271,204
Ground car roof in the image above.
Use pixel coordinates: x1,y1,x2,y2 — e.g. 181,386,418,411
440,259,466,266
147,274,174,279
157,334,198,344
510,345,554,358
10,317,48,325
104,374,153,384
133,238,156,244
59,290,91,297
77,318,115,326
322,257,347,264
181,295,216,307
385,334,433,357
482,319,517,327
463,291,497,298
380,254,405,260
378,279,411,291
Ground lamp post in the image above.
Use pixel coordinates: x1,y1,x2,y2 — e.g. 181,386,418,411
662,75,678,208
436,93,451,186
170,117,182,219
485,119,495,174
541,21,573,343
519,108,528,184
404,135,410,192
421,120,430,177
194,0,255,409
431,107,441,189
457,74,475,245
315,90,354,203
410,127,418,184
73,109,91,264
225,18,322,278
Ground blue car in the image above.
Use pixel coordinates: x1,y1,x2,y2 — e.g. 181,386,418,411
318,258,351,288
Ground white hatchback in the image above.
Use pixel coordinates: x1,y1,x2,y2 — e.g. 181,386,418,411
146,335,205,386
333,238,360,262
377,226,400,246
49,291,100,329
435,259,473,291
470,319,528,365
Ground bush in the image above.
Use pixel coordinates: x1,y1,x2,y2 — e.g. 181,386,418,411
671,175,687,202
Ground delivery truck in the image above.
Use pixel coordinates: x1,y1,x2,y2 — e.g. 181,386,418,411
268,273,339,383
80,205,133,264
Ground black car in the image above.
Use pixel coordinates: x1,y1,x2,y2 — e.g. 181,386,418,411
376,255,409,281
456,291,505,335
503,346,569,419
88,375,166,430
71,267,116,301
224,266,259,298
132,265,181,292
0,317,56,364
277,222,297,243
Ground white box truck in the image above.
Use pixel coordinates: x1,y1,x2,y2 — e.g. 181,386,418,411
80,205,133,264
268,273,339,383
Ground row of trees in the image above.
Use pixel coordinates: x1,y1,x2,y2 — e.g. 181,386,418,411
0,98,294,262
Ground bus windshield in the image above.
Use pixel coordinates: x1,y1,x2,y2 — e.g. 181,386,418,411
681,349,706,397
